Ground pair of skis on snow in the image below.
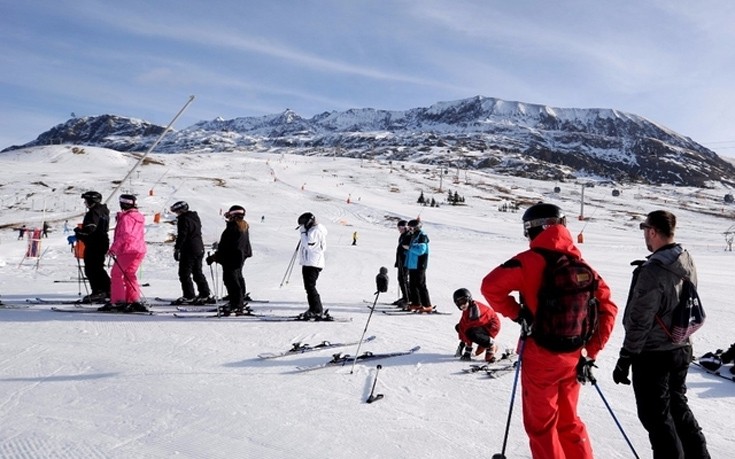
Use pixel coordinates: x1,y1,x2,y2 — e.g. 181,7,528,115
461,351,518,378
258,334,421,372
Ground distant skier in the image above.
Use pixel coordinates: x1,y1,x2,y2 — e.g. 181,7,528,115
75,191,111,303
170,201,212,305
17,225,26,240
206,205,252,315
352,231,358,246
296,212,328,320
101,194,147,312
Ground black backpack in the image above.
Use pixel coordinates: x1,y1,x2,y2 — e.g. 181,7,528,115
532,249,600,352
655,277,705,343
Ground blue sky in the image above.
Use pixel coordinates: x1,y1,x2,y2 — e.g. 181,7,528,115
2,0,735,155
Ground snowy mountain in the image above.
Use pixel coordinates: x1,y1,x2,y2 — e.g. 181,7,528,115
0,146,733,458
5,96,734,187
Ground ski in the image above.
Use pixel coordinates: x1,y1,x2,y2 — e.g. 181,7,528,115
295,345,421,372
172,311,261,319
258,335,377,359
155,296,269,305
29,297,89,305
462,352,517,374
50,306,158,316
362,299,404,307
0,303,31,309
691,360,735,382
381,308,452,316
257,309,352,322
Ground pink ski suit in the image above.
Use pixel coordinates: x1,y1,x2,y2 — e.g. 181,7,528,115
109,209,147,304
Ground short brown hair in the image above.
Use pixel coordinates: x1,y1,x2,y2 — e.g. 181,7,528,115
646,210,676,238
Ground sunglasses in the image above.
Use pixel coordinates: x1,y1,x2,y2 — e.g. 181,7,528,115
639,222,653,230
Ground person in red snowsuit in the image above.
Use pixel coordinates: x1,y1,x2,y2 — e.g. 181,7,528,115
453,288,501,362
481,203,617,459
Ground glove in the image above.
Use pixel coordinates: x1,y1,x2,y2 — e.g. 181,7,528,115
205,254,215,266
455,342,466,357
612,349,634,385
460,345,473,361
576,356,597,384
73,227,81,236
174,250,180,262
514,307,533,337
67,235,77,245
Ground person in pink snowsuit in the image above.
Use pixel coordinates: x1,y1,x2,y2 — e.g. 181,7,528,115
107,194,147,309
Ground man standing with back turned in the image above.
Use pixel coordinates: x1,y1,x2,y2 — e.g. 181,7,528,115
481,202,617,459
613,210,710,459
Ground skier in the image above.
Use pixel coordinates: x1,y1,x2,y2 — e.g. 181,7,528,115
17,225,26,240
404,219,433,312
206,205,252,315
481,202,618,459
453,288,501,362
75,191,111,303
352,231,358,246
42,221,50,238
393,220,411,307
613,210,710,458
100,194,147,312
170,201,213,305
296,212,328,320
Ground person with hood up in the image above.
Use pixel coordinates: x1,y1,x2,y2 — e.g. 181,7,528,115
481,202,618,459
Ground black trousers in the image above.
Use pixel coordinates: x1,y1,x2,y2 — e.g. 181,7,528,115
178,252,210,298
466,327,494,348
83,246,110,295
407,268,431,307
222,264,245,308
302,266,323,314
632,347,710,459
396,264,409,302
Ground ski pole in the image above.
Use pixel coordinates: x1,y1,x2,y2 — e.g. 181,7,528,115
366,365,384,403
351,290,380,374
280,240,300,287
492,337,526,459
207,251,217,299
351,268,388,374
109,253,148,304
592,380,640,459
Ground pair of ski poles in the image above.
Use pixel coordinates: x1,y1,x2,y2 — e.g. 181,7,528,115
492,335,639,459
280,241,301,287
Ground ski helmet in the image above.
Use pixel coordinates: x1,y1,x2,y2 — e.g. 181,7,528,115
297,212,315,228
119,194,137,210
225,205,245,220
453,288,472,308
407,219,421,230
170,201,189,213
522,202,565,240
81,191,102,204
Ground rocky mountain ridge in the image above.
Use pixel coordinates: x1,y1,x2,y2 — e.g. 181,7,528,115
5,95,734,187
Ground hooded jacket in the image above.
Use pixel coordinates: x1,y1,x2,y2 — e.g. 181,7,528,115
110,209,146,256
174,210,205,256
622,243,695,354
481,224,617,360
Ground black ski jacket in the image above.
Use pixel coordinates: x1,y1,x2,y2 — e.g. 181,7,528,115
174,211,205,256
212,219,252,268
75,203,110,249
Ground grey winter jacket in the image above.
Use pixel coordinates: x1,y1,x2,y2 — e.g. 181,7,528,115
622,243,695,354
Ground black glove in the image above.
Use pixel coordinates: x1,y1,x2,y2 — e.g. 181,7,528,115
455,342,466,357
73,227,81,236
173,250,180,262
205,255,215,266
612,349,634,385
460,345,473,361
576,356,597,384
514,307,533,337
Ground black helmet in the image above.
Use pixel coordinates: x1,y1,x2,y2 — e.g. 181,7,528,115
298,212,315,228
170,201,189,213
225,205,245,220
81,191,102,204
119,194,137,210
522,202,565,240
407,219,421,230
453,288,472,308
